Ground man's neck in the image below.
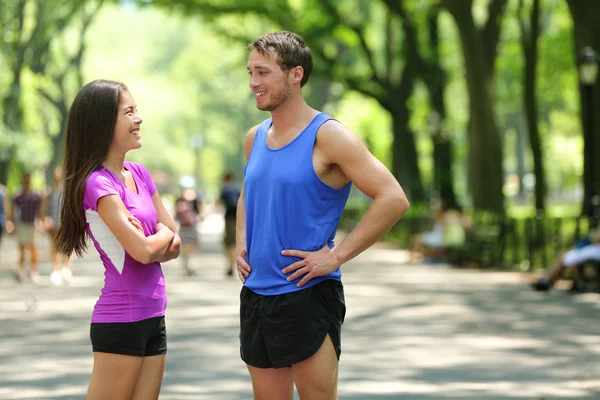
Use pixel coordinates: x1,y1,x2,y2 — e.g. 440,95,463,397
269,95,317,137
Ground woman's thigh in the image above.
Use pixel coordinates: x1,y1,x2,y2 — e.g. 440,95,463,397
131,354,167,400
87,352,143,400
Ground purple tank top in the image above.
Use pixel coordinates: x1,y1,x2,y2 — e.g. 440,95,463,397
83,161,167,323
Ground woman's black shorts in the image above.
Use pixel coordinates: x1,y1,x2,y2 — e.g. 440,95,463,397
90,316,167,357
240,279,346,369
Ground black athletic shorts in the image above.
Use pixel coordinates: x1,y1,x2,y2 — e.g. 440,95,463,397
90,316,167,357
240,279,346,369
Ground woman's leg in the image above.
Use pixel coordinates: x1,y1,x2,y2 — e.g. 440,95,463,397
86,352,143,400
49,230,63,285
131,354,167,400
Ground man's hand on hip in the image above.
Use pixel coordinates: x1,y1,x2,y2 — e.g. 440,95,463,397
237,247,252,283
281,244,340,287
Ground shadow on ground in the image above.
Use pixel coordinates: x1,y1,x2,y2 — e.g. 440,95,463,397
0,215,599,399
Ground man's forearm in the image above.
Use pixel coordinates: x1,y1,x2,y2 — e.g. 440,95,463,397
330,193,409,265
236,197,246,250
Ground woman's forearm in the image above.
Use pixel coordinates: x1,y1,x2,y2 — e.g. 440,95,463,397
159,234,181,263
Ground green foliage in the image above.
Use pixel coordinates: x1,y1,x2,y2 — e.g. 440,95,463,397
0,0,589,208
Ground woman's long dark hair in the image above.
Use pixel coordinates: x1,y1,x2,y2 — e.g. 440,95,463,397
55,79,128,257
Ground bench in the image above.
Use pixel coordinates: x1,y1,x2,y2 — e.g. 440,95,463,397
448,217,508,268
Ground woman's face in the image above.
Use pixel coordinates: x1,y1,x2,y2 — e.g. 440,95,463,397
111,90,143,154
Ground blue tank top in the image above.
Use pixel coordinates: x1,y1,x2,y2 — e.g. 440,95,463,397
243,113,352,295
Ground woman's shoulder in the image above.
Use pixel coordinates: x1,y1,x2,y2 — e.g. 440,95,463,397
85,168,115,190
125,161,148,174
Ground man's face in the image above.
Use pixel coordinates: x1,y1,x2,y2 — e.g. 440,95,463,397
22,174,31,189
247,49,293,112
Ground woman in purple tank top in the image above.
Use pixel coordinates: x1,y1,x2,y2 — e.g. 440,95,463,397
55,80,181,399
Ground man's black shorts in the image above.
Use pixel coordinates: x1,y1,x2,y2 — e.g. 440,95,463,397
90,316,167,357
240,279,346,369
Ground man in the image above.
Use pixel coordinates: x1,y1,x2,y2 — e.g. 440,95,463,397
8,172,43,282
531,228,600,292
237,31,409,400
217,172,240,277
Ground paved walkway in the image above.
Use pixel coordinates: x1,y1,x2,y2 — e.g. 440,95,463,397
0,214,599,399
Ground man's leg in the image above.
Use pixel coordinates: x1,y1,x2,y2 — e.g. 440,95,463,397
546,252,566,283
17,244,26,282
292,334,339,400
29,243,39,277
531,252,566,291
532,246,600,291
247,366,294,400
226,245,235,276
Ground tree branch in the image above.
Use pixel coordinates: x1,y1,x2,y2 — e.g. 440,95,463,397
385,12,393,76
321,0,385,87
482,0,508,69
38,89,63,120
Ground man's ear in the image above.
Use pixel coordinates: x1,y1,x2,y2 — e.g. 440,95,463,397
291,66,304,85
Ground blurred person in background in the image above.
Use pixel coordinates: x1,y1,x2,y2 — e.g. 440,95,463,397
175,188,200,276
0,183,6,247
41,167,72,285
55,79,180,400
7,172,43,283
411,201,468,263
531,228,600,293
216,171,240,277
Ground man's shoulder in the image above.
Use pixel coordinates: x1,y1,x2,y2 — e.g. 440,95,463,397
316,119,355,144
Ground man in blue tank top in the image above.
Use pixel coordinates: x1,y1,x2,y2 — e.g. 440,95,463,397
238,31,409,399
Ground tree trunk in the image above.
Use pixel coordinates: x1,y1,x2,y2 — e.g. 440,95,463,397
520,0,546,212
566,0,600,217
0,82,23,185
442,0,508,213
389,103,425,204
425,9,459,209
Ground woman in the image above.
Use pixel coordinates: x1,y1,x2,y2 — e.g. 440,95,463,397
42,167,72,285
174,189,200,276
55,79,181,400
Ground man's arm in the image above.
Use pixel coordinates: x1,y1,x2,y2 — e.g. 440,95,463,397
322,121,409,264
5,196,15,233
235,125,259,283
282,120,409,286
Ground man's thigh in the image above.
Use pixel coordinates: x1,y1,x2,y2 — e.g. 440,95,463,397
247,365,294,400
564,244,600,267
292,334,339,400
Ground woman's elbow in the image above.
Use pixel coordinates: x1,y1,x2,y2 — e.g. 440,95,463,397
170,242,181,259
131,249,153,265
393,192,410,218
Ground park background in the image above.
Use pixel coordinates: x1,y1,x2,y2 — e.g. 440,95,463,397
1,0,600,269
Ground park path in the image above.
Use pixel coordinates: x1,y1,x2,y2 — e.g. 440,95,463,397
0,213,599,399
